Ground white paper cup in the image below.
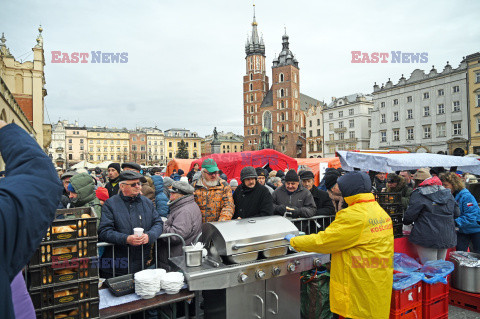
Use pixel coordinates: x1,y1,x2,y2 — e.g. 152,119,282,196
134,227,144,237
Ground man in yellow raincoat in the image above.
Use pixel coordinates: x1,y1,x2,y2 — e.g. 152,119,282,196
287,171,394,319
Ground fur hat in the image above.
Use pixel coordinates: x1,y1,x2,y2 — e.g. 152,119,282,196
413,168,431,181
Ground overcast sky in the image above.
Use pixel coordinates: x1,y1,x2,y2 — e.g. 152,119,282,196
2,0,479,137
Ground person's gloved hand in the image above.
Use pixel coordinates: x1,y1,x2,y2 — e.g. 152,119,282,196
290,207,301,218
284,234,296,242
274,205,286,215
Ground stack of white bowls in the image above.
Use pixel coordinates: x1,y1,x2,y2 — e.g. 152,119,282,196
161,272,185,294
134,269,162,299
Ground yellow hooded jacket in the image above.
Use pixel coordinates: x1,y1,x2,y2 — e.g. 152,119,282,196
291,193,394,319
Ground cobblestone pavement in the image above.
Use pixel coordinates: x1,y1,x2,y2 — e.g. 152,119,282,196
449,305,480,318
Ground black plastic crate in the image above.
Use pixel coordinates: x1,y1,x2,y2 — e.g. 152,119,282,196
35,297,99,319
42,208,97,243
30,278,98,310
389,213,403,225
29,238,97,266
27,257,99,289
393,223,403,238
380,204,404,216
375,192,402,205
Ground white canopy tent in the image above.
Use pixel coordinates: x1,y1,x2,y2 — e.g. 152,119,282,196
70,160,97,170
337,151,480,175
97,161,113,169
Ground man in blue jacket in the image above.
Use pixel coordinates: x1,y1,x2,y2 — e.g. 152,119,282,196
98,170,163,277
0,122,62,318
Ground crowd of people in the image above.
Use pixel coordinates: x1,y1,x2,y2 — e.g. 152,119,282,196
2,117,480,319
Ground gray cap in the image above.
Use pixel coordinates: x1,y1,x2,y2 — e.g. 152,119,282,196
118,170,144,182
163,176,174,188
121,162,141,171
240,166,257,181
60,170,78,180
170,181,194,195
230,179,239,187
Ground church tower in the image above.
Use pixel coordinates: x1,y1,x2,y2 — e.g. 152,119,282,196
271,31,302,156
243,5,269,151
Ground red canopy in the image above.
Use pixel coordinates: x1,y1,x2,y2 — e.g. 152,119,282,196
190,149,298,182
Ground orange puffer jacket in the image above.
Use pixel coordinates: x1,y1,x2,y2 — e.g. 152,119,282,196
193,178,234,223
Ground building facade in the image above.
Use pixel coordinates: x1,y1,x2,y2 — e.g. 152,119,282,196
0,28,46,148
466,53,480,154
144,127,165,166
242,12,321,158
203,131,244,155
129,130,147,165
65,122,87,167
48,120,67,168
371,61,468,155
323,94,373,157
305,102,327,158
164,128,202,160
87,127,130,164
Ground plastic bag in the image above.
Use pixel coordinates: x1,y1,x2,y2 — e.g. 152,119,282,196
301,271,333,319
392,272,424,290
393,253,422,273
418,260,454,284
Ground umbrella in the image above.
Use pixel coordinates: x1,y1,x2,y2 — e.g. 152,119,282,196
337,151,480,175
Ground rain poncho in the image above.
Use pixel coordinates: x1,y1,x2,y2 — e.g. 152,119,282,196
291,192,394,319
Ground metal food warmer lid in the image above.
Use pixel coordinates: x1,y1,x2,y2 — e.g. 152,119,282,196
201,216,299,264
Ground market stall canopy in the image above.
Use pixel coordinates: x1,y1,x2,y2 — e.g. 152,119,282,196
70,160,96,170
295,157,341,186
190,149,298,182
97,161,113,169
166,159,196,177
337,151,480,175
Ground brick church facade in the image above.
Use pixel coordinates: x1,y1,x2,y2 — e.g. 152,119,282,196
242,11,323,158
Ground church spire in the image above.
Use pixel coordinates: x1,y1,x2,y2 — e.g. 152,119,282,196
245,4,265,57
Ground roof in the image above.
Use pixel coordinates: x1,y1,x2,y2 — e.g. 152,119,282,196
260,89,273,108
299,93,324,112
325,93,372,109
272,33,298,69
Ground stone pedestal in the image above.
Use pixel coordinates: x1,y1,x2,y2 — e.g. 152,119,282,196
211,141,221,154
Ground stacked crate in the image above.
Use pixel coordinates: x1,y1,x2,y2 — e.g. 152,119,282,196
421,278,450,319
26,208,100,319
375,192,404,238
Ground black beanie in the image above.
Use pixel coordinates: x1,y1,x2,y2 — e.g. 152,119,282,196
285,170,299,182
178,169,184,175
324,173,339,190
276,170,285,178
108,163,121,174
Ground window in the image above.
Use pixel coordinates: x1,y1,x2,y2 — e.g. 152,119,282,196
249,83,253,91
368,108,373,114
90,155,93,160
423,126,431,138
80,139,84,144
68,154,72,160
438,89,444,96
194,142,197,147
381,102,385,108
68,145,72,150
329,113,333,119
477,94,480,108
339,132,344,140
437,123,446,137
477,118,480,132
349,109,354,115
393,112,399,121
90,147,93,152
381,131,386,142
279,73,284,82
309,120,312,127
407,128,414,140
68,139,72,143
250,73,253,81
329,123,334,130
453,85,460,93
438,104,445,114
329,134,334,141
407,96,412,103
132,137,137,141
89,140,93,144
453,101,460,112
381,114,386,123
80,154,84,160
393,99,398,105
317,119,320,126
407,109,413,119
80,145,84,151
393,129,399,141
309,130,313,137
338,111,343,118
424,106,430,116
453,122,462,135
338,121,344,128
423,92,429,99
317,129,321,136
368,119,371,128
349,131,355,139
169,142,172,147
349,119,354,128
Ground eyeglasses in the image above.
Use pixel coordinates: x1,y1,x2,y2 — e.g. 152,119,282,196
206,171,219,176
124,182,142,187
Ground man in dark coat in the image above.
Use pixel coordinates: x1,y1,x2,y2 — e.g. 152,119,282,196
299,170,335,216
98,171,163,277
272,170,316,218
233,166,274,219
105,163,121,197
158,181,202,269
0,122,62,318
